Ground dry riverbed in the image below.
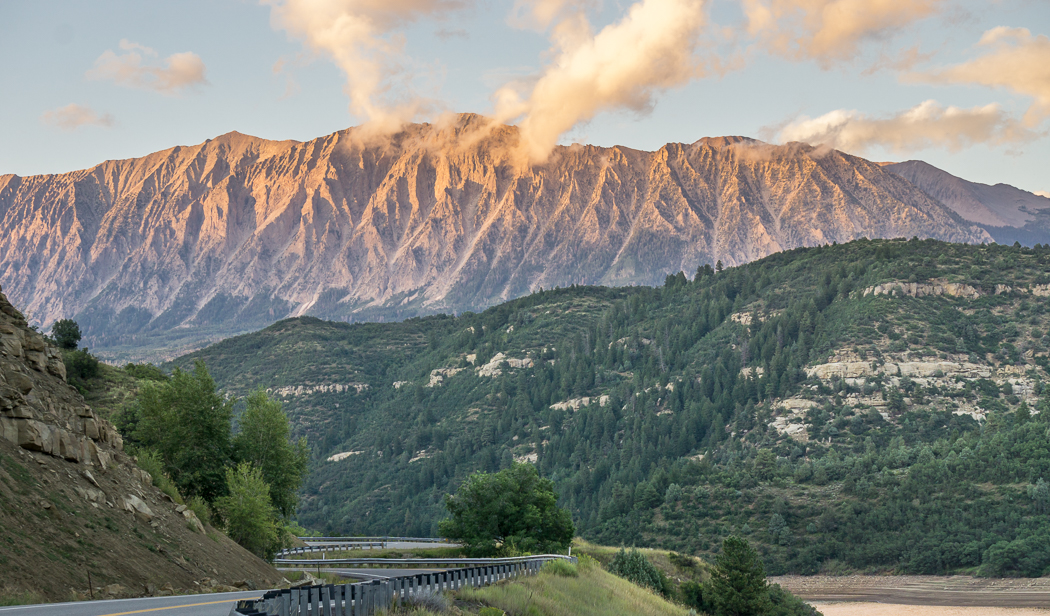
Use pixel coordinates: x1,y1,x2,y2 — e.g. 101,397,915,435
771,575,1050,611
811,604,1050,616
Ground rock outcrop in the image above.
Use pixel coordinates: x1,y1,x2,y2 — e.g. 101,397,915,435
0,116,990,358
0,285,123,464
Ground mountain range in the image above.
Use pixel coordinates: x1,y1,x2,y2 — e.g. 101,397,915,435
1,113,1044,360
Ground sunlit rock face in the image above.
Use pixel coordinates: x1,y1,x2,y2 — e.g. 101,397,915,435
0,115,988,352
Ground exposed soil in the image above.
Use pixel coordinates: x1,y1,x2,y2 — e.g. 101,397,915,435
772,575,1050,608
0,437,284,601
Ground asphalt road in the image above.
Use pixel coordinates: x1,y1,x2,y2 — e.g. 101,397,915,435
0,590,264,616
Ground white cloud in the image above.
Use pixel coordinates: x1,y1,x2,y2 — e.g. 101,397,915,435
40,104,115,131
741,0,944,66
86,39,208,95
495,0,708,160
261,0,470,129
1035,190,1050,199
778,99,1038,154
912,27,1050,125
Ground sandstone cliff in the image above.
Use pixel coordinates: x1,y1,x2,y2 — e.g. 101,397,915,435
0,115,990,358
0,285,281,601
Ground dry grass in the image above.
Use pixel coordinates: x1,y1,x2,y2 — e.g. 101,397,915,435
0,587,44,606
456,555,690,616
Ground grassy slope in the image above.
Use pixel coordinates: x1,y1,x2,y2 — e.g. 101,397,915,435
456,557,690,616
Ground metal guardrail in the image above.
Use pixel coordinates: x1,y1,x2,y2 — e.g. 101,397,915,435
277,543,383,558
232,555,575,616
277,537,451,559
274,555,568,567
297,536,451,544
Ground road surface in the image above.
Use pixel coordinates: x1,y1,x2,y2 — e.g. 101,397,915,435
0,590,264,616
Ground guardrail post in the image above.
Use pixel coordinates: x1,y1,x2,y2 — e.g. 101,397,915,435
365,581,376,614
322,585,332,616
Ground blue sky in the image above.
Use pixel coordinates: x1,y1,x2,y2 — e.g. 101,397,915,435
1,0,1047,194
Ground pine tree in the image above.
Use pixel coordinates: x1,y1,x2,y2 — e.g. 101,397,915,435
710,536,770,616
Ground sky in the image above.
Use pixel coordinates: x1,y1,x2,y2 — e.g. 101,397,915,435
0,0,1048,194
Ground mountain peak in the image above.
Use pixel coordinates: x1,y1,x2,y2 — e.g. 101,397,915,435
694,136,765,149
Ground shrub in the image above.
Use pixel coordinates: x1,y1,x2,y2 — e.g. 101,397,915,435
188,495,211,526
608,548,672,597
400,587,450,612
669,551,697,569
63,348,99,388
541,559,578,577
136,449,183,504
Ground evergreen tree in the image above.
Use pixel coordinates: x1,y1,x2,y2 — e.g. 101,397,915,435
51,318,82,350
710,536,770,616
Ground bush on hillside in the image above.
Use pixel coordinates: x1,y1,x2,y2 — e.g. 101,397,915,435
608,548,672,597
542,559,578,577
63,348,99,389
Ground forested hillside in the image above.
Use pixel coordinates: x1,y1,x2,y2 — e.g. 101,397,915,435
176,238,1050,576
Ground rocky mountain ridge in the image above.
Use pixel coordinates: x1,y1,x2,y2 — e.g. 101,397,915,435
0,115,990,359
0,285,280,601
884,160,1050,244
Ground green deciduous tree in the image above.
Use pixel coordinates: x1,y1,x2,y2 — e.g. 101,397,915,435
710,536,771,616
233,389,309,519
215,463,282,560
439,462,574,556
51,319,81,350
135,360,234,503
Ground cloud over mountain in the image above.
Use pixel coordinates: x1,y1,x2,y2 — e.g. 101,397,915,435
86,39,208,95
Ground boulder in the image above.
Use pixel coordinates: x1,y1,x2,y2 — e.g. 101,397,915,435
0,333,22,358
11,418,53,454
83,418,100,440
123,495,155,522
6,371,33,395
183,509,206,534
24,351,47,372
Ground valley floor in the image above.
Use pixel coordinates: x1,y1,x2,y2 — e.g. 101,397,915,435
773,575,1050,608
